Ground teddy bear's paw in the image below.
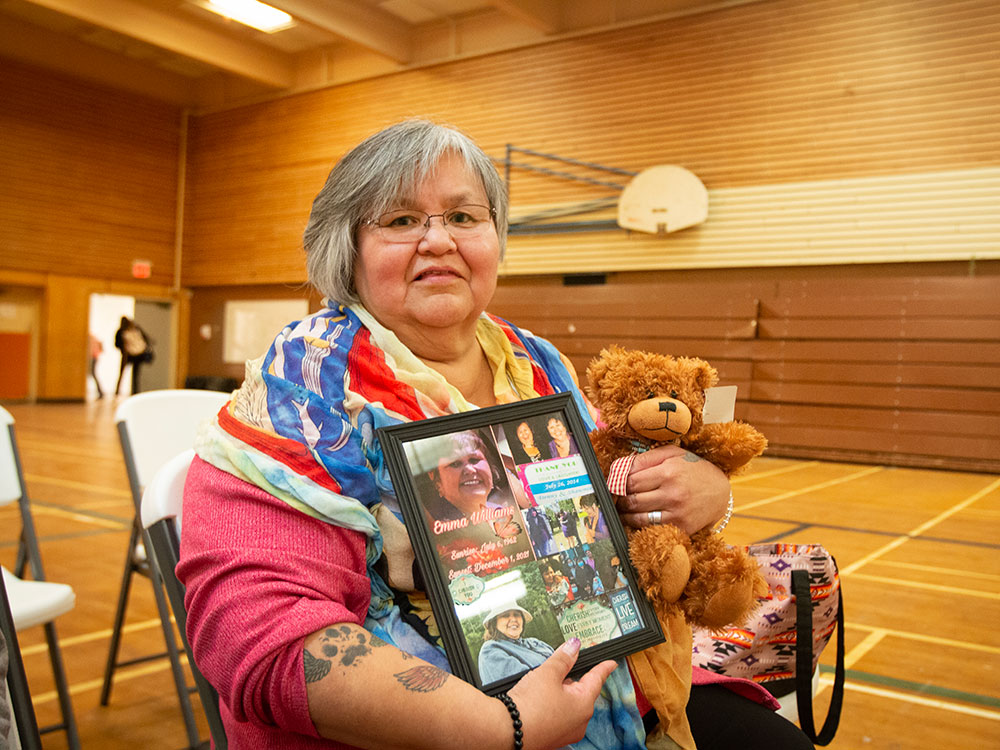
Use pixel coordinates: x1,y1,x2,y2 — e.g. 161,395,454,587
630,526,692,606
655,544,692,604
694,580,757,630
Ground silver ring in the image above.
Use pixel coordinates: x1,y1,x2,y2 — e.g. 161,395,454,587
647,510,662,525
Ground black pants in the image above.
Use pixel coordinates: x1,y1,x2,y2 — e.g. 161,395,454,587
686,685,816,750
89,357,103,398
116,355,144,395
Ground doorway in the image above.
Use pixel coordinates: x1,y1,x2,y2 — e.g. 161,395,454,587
89,294,173,398
0,287,41,401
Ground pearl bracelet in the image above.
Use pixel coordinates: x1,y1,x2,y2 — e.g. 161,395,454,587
713,490,734,533
496,692,523,750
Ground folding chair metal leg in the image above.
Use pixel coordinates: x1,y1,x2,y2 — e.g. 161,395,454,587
147,542,201,748
100,521,201,749
100,523,141,705
38,620,81,750
14,534,28,579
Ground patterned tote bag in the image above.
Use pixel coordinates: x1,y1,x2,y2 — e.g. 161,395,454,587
692,543,845,745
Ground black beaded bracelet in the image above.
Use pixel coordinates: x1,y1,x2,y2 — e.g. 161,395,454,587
496,692,523,750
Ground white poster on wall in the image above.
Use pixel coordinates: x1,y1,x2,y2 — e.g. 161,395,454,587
223,299,309,364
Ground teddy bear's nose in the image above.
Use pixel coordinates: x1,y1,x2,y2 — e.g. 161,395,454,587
628,397,693,442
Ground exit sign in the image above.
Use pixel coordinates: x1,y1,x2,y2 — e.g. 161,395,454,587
132,259,152,279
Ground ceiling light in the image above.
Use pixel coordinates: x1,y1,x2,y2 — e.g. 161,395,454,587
203,0,295,33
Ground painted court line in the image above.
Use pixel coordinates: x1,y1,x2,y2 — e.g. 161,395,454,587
834,668,1000,709
844,629,886,668
736,465,885,512
840,476,1000,576
30,504,128,530
818,675,1000,721
872,559,1000,582
848,622,1000,655
31,657,188,706
850,572,1000,600
731,460,821,484
24,472,131,498
19,618,164,656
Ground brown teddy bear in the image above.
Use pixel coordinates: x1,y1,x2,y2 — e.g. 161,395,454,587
585,345,768,749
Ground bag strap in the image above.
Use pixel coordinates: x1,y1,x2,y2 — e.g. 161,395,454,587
792,564,845,746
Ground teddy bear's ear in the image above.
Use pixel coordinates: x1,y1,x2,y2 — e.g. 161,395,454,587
683,357,719,391
586,345,623,389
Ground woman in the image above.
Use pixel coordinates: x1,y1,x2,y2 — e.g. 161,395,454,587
542,562,575,607
605,555,630,592
178,120,813,750
513,420,545,462
421,431,528,575
578,497,607,544
524,506,556,557
558,507,581,548
88,333,104,399
421,431,526,538
423,432,504,517
546,416,579,458
478,604,555,685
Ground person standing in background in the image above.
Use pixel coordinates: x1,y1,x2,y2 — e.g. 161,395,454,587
88,333,104,399
114,316,151,396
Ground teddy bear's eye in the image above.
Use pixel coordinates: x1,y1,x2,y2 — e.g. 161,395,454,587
646,390,657,400
670,390,678,399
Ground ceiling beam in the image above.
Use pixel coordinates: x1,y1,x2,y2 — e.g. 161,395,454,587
21,0,295,89
271,0,413,64
0,15,194,105
491,0,562,34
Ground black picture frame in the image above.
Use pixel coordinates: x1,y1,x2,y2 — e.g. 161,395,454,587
376,393,663,695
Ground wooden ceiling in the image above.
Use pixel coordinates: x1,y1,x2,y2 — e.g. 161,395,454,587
0,0,749,110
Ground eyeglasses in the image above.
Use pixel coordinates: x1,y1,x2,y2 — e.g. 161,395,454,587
364,204,495,243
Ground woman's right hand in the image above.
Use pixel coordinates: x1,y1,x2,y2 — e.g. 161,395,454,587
507,638,618,750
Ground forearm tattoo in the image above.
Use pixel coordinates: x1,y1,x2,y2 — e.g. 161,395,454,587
302,625,448,693
394,665,449,693
303,626,387,683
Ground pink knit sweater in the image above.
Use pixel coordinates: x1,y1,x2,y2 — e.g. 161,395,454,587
177,457,371,748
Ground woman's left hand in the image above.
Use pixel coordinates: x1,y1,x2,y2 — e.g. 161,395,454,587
614,444,729,535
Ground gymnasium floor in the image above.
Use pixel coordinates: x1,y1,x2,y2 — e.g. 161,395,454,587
3,398,998,749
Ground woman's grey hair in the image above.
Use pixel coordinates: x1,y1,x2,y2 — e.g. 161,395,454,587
304,119,509,303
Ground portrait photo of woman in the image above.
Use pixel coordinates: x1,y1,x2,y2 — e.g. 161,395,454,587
576,495,609,544
499,417,552,466
524,505,557,557
407,429,534,578
545,415,579,459
410,430,516,525
542,561,575,607
477,603,556,685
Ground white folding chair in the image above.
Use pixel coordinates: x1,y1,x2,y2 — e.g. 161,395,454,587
0,406,80,750
100,389,230,749
141,449,228,749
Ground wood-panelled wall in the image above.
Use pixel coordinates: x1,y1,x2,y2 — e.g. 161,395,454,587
1,60,183,398
489,262,1000,473
186,261,999,472
181,0,999,285
186,283,323,383
1,58,182,285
